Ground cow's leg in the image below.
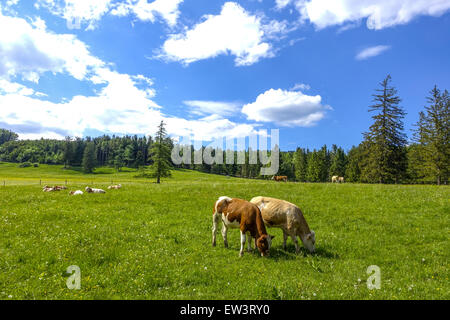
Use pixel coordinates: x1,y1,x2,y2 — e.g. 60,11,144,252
291,235,300,253
221,224,229,248
212,212,220,247
247,232,253,252
239,231,246,257
283,231,288,251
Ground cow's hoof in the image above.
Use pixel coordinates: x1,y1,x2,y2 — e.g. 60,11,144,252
212,243,216,247
239,252,244,257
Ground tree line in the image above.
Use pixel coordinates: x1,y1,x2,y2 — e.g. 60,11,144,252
0,75,448,184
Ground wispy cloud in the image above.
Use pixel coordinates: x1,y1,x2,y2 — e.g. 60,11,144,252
356,45,391,61
184,100,241,117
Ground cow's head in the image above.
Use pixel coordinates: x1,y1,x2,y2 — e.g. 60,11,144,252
302,231,316,253
256,234,275,257
85,187,92,193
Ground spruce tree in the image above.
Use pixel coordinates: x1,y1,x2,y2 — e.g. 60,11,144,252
345,145,362,182
361,75,408,183
329,144,347,179
149,120,172,183
307,150,321,182
82,142,96,173
294,148,307,182
412,86,450,185
62,136,73,168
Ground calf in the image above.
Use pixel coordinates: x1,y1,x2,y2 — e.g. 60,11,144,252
85,187,106,193
338,176,344,183
212,196,274,257
250,196,316,253
108,184,122,189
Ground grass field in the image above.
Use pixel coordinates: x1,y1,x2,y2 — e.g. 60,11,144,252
0,162,448,300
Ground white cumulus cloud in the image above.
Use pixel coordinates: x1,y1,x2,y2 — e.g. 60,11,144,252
280,0,450,30
0,11,104,82
242,88,330,127
160,2,274,66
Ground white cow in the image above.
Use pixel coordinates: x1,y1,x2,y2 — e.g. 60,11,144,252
69,190,84,195
85,187,106,194
250,196,316,253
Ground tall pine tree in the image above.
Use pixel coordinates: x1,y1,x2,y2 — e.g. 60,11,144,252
412,86,449,185
361,75,407,183
149,121,172,184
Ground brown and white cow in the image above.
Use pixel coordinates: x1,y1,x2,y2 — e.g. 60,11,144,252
108,184,122,190
85,187,106,193
212,196,274,257
272,175,288,182
43,186,57,192
338,177,344,183
250,196,316,253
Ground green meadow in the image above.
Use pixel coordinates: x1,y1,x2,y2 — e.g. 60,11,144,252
0,162,448,300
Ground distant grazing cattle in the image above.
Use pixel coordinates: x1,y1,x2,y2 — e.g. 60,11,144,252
43,186,57,192
108,184,122,190
272,175,288,182
43,185,67,192
250,196,316,253
85,187,106,194
212,196,274,257
338,177,344,183
69,190,83,196
331,175,339,183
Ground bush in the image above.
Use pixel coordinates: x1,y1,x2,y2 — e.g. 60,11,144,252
33,163,39,167
19,162,32,168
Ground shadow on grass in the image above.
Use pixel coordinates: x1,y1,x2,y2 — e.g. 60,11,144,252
269,244,339,261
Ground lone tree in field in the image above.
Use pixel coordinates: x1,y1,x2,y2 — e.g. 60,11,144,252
361,75,407,184
149,120,172,183
412,86,449,185
82,142,97,173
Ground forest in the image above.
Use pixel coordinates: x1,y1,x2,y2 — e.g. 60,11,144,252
0,76,448,185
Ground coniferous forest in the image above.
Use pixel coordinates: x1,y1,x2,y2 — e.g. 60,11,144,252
0,76,448,184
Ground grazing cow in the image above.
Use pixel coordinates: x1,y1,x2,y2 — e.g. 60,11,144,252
108,184,122,190
331,175,339,183
338,177,344,183
272,175,288,182
85,187,106,194
212,196,274,257
69,190,83,196
250,196,316,253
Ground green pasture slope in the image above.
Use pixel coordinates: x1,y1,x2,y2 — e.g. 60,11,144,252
0,162,448,300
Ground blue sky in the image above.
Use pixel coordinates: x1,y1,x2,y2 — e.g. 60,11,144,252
0,0,449,151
